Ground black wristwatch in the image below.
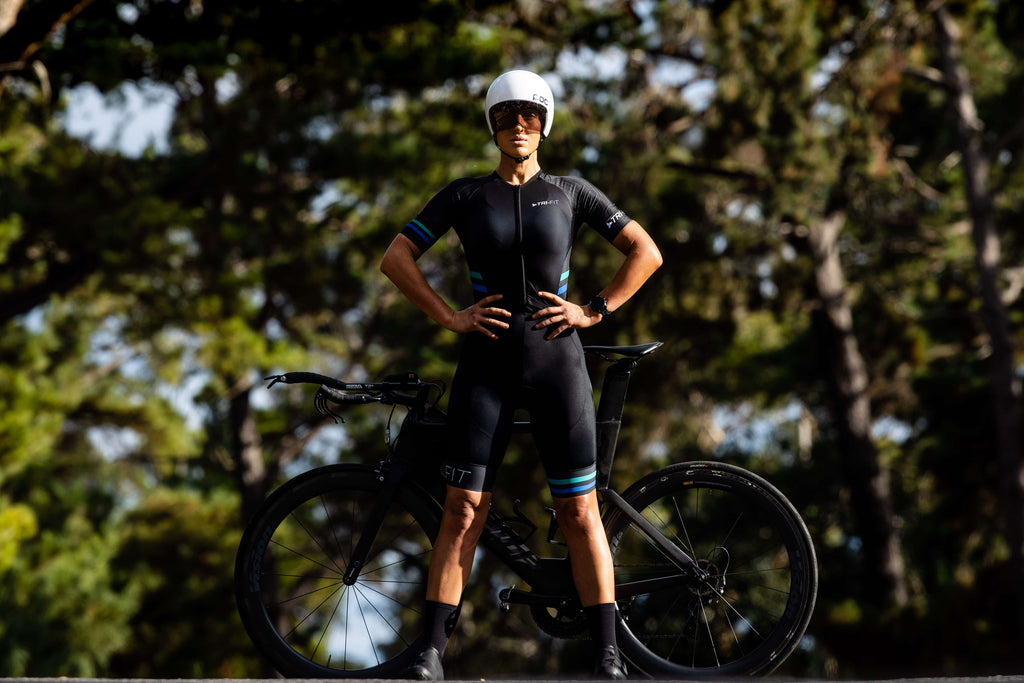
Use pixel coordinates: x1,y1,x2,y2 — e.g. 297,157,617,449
588,294,611,317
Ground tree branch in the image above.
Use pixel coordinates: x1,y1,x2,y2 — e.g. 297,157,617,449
901,62,946,88
0,0,92,67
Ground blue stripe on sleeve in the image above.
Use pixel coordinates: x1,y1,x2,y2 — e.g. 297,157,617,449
405,223,430,244
409,219,436,242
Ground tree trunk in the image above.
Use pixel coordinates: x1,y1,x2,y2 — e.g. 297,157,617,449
933,2,1024,626
229,385,267,524
808,210,909,607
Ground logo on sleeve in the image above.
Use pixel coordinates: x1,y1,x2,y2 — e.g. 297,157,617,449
605,210,624,229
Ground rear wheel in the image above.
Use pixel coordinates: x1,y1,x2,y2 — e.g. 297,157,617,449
234,465,440,678
606,461,817,676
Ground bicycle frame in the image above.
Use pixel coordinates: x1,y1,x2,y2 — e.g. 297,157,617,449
341,341,699,609
242,339,818,678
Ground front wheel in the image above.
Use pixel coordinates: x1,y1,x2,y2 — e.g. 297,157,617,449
606,461,817,676
234,465,441,678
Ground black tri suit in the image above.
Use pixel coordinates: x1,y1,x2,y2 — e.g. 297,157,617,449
401,171,631,498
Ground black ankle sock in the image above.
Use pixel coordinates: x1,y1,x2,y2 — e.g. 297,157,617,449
424,600,460,655
585,602,618,650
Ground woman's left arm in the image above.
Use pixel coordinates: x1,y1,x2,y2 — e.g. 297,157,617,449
534,220,662,338
595,220,663,314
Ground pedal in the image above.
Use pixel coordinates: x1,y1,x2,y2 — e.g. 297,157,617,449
498,584,515,612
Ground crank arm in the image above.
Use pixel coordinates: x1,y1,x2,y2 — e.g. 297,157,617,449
498,586,578,610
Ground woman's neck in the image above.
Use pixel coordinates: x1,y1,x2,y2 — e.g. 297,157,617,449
495,155,541,185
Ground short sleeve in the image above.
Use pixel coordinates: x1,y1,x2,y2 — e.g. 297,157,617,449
576,178,631,242
546,175,631,243
400,182,460,252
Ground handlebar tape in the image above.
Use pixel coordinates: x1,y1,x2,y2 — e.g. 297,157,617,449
315,386,380,405
265,372,348,390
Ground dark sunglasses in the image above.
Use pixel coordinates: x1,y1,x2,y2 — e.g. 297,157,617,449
492,106,544,133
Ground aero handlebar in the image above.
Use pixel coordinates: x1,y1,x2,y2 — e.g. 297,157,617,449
264,371,436,417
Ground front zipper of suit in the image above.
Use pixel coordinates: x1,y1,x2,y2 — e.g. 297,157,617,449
512,184,528,310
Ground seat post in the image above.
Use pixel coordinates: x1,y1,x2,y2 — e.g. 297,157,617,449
594,357,638,489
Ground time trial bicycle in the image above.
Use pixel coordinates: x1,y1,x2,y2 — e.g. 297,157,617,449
234,341,817,678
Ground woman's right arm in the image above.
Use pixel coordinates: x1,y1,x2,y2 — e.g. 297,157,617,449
380,234,510,339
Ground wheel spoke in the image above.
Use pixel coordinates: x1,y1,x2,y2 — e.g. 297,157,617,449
352,586,383,667
270,537,344,577
352,583,415,647
284,581,344,641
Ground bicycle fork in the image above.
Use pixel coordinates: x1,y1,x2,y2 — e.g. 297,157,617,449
341,459,410,585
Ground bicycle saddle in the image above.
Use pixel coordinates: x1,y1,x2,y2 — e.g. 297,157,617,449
584,341,663,358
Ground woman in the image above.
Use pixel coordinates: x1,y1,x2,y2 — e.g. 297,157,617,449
380,69,662,680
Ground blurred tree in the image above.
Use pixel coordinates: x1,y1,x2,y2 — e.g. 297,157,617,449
930,2,1024,632
3,0,1024,678
673,0,916,610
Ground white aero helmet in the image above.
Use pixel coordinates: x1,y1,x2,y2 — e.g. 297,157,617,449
485,70,554,138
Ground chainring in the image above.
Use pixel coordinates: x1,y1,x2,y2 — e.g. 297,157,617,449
530,601,589,638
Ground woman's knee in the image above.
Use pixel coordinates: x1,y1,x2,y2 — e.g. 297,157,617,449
554,494,601,537
441,488,489,534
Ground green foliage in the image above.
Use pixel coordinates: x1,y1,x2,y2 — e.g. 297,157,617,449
0,512,143,676
0,501,37,574
2,0,1024,677
107,487,253,677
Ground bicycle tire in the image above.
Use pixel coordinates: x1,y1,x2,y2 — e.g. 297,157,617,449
606,461,817,676
234,464,441,678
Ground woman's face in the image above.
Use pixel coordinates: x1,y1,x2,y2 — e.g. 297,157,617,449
492,105,544,158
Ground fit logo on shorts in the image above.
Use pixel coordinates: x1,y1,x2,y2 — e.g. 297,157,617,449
443,464,473,485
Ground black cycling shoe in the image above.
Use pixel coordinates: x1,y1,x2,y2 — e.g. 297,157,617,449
406,646,444,681
593,645,627,679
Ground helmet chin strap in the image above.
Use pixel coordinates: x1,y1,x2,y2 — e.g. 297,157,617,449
494,134,545,164
501,148,532,163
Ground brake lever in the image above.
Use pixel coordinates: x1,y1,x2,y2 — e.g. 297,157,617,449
265,374,286,389
314,387,345,424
